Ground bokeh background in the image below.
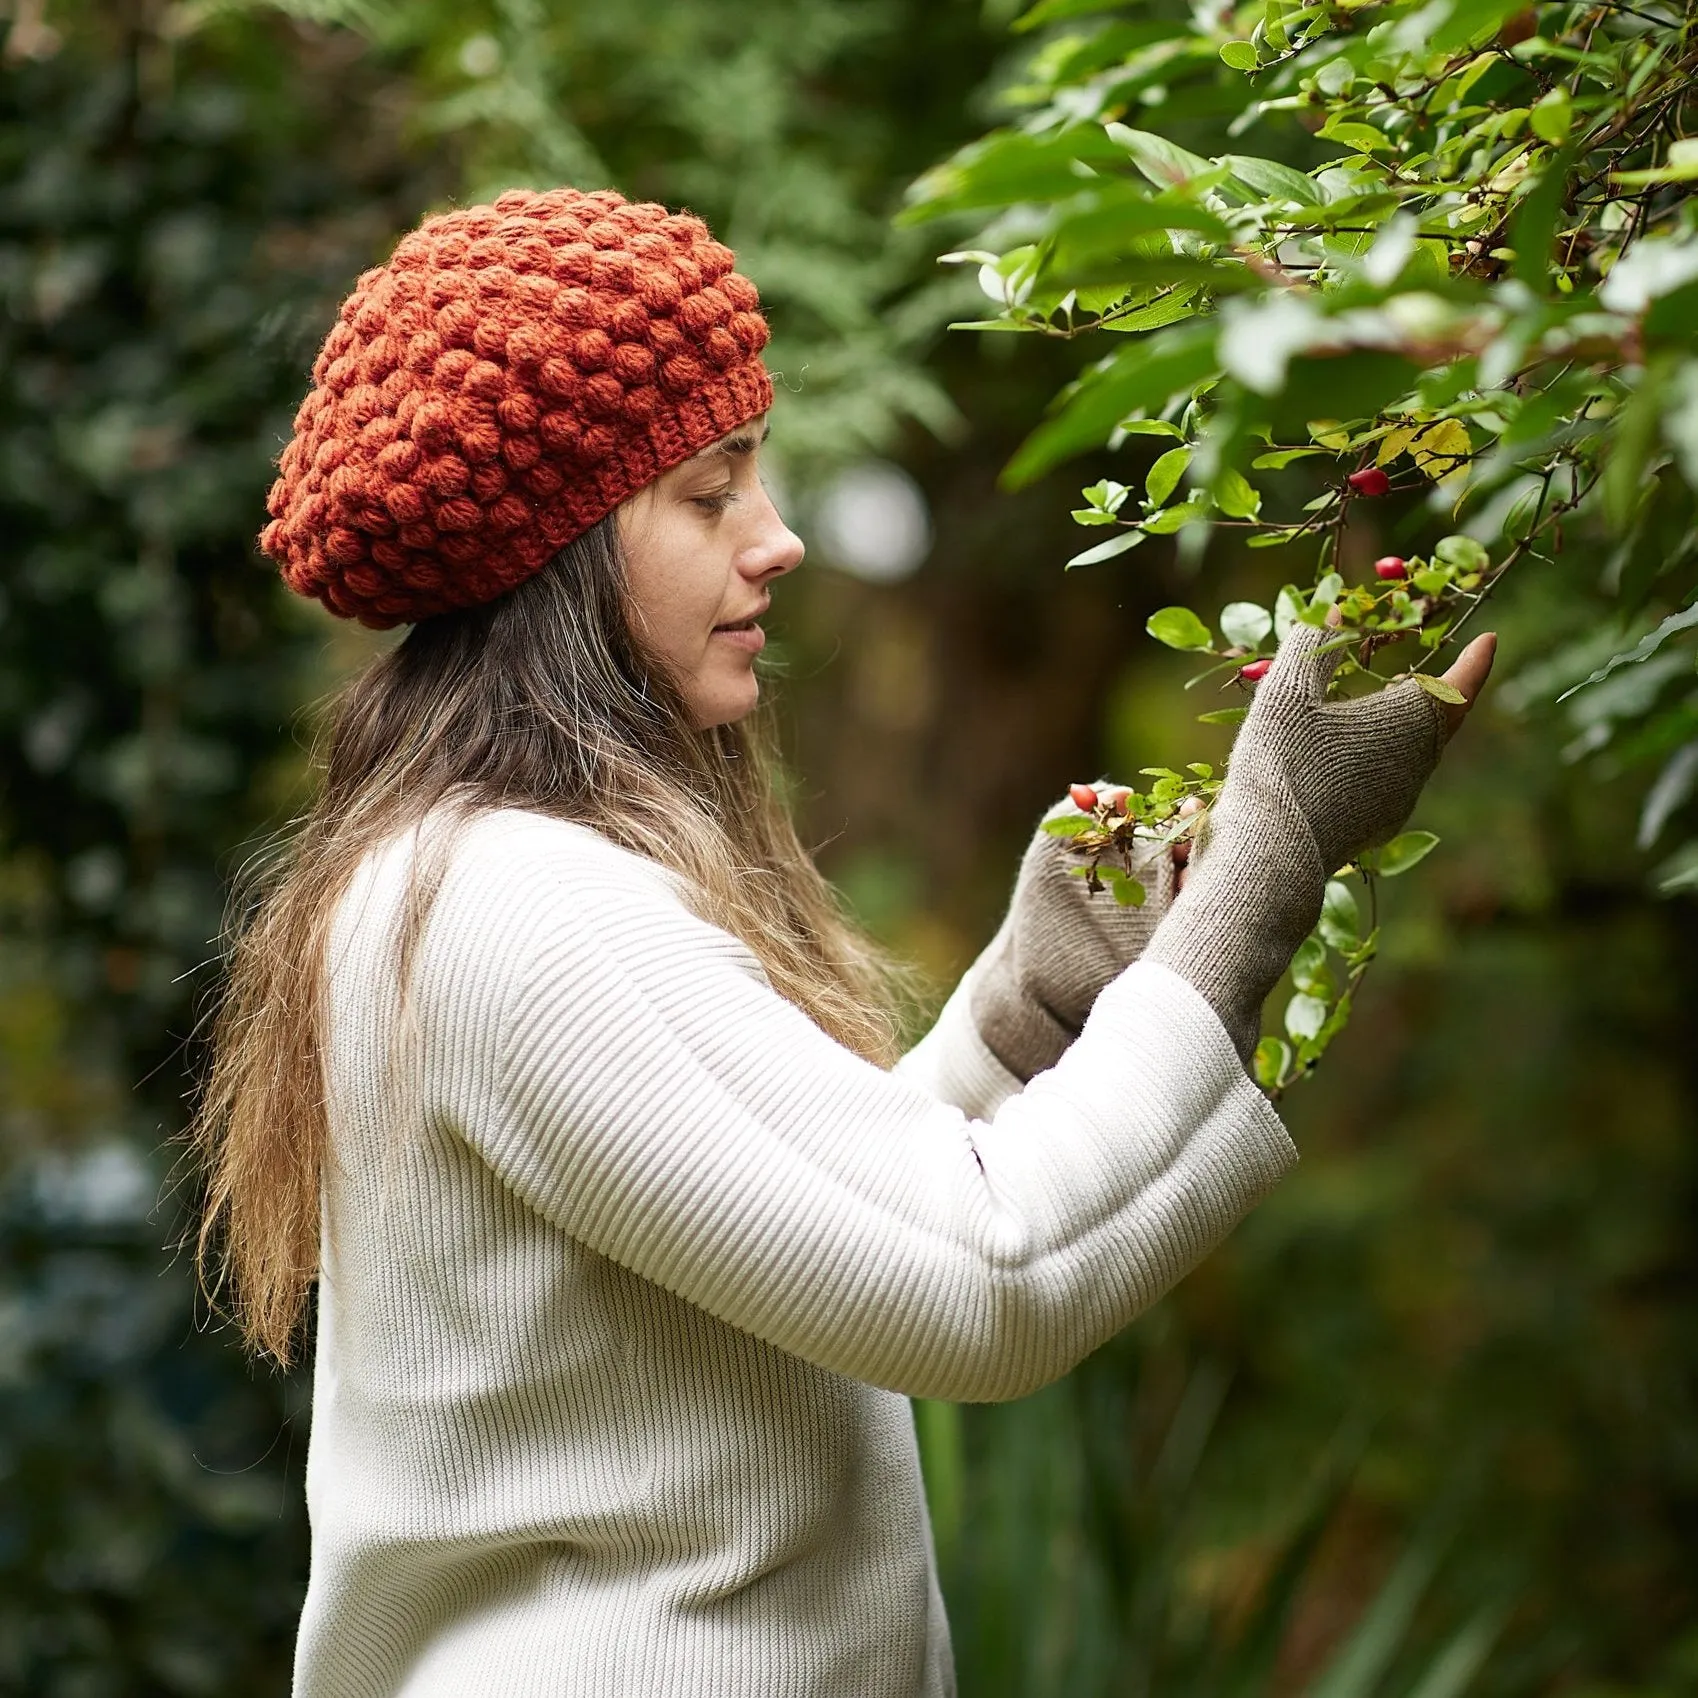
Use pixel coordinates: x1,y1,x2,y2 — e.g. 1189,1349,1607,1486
1,2,1693,1694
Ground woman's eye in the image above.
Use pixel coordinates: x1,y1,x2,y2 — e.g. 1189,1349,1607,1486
692,489,737,515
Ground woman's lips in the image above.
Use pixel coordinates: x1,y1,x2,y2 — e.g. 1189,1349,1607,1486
712,622,765,654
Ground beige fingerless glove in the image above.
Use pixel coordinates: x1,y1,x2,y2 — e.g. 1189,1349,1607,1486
969,792,1176,1083
1144,621,1452,1063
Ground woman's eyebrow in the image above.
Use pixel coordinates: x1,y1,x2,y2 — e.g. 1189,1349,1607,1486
712,421,772,458
671,420,770,479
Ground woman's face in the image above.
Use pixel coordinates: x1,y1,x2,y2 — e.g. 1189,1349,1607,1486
617,415,802,729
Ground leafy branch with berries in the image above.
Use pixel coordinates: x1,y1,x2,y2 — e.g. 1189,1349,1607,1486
909,0,1698,1091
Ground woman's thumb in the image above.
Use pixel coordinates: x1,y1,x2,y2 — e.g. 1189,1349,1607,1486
1436,632,1498,737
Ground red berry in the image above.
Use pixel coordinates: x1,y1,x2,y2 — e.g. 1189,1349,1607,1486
1106,787,1132,815
1069,782,1099,812
1374,555,1408,580
1348,467,1391,497
1239,658,1272,681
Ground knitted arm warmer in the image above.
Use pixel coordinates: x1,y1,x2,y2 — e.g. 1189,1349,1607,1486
1143,622,1451,1062
966,797,1175,1084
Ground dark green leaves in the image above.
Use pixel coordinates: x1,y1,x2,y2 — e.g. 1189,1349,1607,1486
903,125,1131,222
1003,323,1219,487
1512,142,1580,290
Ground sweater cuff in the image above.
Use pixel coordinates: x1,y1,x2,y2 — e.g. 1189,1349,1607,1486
1088,958,1298,1182
894,962,1024,1121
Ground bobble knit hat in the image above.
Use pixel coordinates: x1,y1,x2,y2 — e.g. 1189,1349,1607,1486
260,187,774,628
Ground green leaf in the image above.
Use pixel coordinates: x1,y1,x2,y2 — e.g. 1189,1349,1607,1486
1252,448,1327,469
1310,572,1344,611
903,124,1132,222
1612,137,1698,186
1224,154,1319,206
1434,534,1490,573
1215,467,1261,519
1220,601,1273,648
1067,529,1148,568
1375,830,1440,876
1143,500,1211,534
1249,527,1308,548
1638,740,1698,851
1046,187,1237,269
1308,1518,1450,1698
1513,141,1579,288
1403,1602,1513,1698
1529,90,1572,144
1041,813,1095,838
1318,879,1360,950
1117,418,1186,439
1413,674,1467,705
1274,353,1422,438
1218,293,1324,394
1274,584,1307,640
1429,0,1531,51
1219,39,1258,71
1003,323,1220,488
1099,289,1202,334
1099,866,1147,906
1147,446,1192,508
1602,357,1671,530
1146,606,1214,651
1317,119,1393,155
1105,124,1215,190
1600,238,1698,314
1285,992,1329,1043
1253,1036,1292,1091
1291,935,1329,995
1313,54,1356,96
1012,0,1136,29
1198,706,1249,725
1558,599,1698,700
1652,839,1698,895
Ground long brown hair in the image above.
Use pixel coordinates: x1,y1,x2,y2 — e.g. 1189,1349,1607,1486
192,514,905,1366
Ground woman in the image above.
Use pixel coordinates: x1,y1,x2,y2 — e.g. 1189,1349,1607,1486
195,187,1494,1696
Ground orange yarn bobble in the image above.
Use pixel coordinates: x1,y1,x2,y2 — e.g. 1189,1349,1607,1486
259,187,774,628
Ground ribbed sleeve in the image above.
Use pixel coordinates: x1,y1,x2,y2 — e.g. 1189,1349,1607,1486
294,809,1296,1697
448,818,1293,1403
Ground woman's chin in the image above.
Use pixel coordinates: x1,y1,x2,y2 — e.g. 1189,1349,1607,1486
689,672,761,730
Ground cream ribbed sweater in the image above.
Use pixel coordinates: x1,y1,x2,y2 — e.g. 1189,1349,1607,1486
295,810,1295,1697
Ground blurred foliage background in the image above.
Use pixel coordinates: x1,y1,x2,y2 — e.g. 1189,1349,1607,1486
0,1,1692,1694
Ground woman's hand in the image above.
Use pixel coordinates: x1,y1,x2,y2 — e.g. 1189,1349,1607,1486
969,791,1176,1083
1145,620,1499,1063
1435,629,1499,730
1170,630,1496,892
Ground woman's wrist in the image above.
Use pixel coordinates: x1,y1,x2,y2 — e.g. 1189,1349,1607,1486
1142,788,1327,1066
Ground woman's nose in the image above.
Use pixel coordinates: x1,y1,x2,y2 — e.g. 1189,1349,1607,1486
745,487,804,580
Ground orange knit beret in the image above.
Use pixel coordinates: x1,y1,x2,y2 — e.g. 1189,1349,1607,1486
260,187,773,628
